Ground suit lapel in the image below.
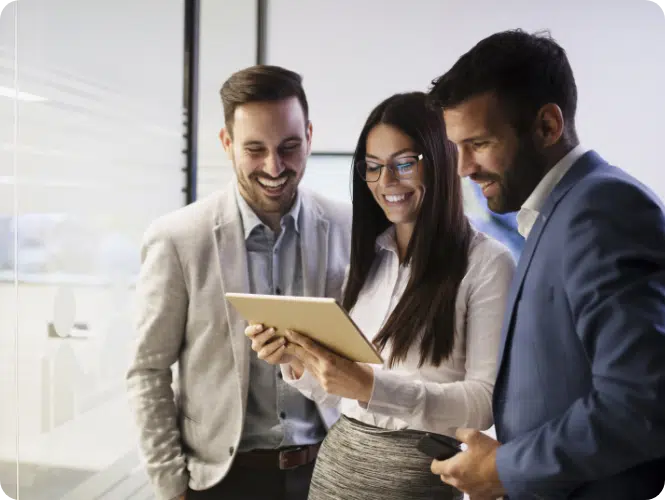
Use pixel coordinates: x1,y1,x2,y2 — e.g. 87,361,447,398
299,192,330,297
213,184,251,403
494,151,605,385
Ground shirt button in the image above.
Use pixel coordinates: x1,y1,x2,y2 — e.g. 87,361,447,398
280,411,286,419
275,287,282,295
229,446,235,455
278,372,283,379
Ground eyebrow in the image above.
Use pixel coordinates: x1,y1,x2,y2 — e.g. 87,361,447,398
242,136,303,147
366,148,414,160
460,134,493,143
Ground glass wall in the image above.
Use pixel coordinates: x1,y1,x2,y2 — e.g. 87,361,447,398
0,1,186,498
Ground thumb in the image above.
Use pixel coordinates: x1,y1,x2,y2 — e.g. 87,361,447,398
455,427,477,444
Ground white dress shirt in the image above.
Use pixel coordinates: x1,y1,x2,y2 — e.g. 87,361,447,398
517,144,588,238
282,225,516,437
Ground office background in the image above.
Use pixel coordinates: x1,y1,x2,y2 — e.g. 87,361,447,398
1,0,663,498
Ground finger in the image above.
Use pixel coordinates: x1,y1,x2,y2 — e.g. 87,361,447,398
244,323,264,337
285,329,329,359
431,451,465,477
251,327,279,349
256,336,285,360
439,473,461,490
285,343,319,372
263,344,288,364
430,459,450,476
455,427,478,444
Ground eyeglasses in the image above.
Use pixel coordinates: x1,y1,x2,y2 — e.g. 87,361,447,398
355,154,423,182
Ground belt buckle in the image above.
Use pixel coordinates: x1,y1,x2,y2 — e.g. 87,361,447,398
279,446,304,470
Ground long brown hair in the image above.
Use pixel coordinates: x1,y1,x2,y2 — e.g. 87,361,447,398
342,92,472,368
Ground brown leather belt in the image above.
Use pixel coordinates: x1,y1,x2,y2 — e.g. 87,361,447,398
233,443,322,470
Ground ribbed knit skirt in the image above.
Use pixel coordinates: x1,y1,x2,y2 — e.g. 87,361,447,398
307,415,463,500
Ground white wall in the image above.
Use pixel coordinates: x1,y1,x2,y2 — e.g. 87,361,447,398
196,0,257,199
265,0,665,201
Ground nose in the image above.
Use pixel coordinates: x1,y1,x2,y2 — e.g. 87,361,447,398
378,165,399,187
457,148,479,178
263,152,285,177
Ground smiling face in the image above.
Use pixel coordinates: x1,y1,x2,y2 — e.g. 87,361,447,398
220,96,312,221
443,91,548,214
364,123,425,228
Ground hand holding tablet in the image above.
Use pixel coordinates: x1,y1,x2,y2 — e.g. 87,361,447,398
226,293,384,364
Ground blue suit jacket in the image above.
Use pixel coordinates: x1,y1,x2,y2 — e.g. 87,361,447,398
493,151,665,499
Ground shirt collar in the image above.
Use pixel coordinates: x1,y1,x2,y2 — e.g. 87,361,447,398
516,144,587,238
376,225,398,254
234,184,302,240
375,225,412,269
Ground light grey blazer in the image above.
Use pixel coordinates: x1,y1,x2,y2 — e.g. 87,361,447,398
126,182,352,499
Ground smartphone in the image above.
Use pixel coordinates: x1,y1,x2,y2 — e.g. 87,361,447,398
416,433,462,460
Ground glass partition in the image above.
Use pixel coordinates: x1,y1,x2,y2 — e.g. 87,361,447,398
0,1,186,498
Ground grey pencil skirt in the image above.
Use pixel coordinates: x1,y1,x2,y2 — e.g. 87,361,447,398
307,415,463,500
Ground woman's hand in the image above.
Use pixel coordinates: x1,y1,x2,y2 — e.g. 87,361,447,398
244,324,305,376
283,329,375,403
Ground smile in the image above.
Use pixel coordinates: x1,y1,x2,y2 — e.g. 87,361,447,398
257,177,288,188
383,192,413,204
477,180,498,197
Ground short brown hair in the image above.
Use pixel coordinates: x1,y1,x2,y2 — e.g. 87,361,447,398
219,64,309,136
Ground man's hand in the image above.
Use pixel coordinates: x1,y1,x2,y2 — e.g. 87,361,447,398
431,428,506,499
283,329,374,402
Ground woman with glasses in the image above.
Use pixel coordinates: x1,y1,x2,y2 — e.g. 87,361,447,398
246,92,515,500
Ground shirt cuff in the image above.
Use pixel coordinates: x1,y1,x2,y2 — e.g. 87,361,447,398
364,366,421,416
280,364,319,391
280,363,300,382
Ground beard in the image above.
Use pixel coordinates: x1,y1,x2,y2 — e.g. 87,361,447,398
235,163,302,217
487,136,549,214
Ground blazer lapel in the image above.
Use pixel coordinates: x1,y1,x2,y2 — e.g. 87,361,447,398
494,151,605,383
213,184,251,402
495,213,548,370
299,192,330,297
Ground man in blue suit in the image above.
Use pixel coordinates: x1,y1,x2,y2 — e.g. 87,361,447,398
427,29,665,499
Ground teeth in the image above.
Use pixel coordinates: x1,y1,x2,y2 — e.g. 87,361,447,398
258,177,287,188
385,194,407,203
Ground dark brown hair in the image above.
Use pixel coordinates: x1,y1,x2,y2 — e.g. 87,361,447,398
342,92,472,368
219,64,309,136
429,29,578,139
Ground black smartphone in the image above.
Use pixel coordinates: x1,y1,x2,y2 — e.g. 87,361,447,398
416,433,462,460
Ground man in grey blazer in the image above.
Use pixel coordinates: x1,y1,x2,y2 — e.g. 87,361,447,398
126,65,352,500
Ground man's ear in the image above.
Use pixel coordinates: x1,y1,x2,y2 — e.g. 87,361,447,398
534,103,564,148
220,127,233,157
305,121,313,156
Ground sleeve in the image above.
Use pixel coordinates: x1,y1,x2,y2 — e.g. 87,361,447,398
280,364,342,408
362,242,516,433
495,179,665,499
125,222,190,500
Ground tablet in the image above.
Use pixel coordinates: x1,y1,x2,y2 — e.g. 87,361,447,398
225,293,384,364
